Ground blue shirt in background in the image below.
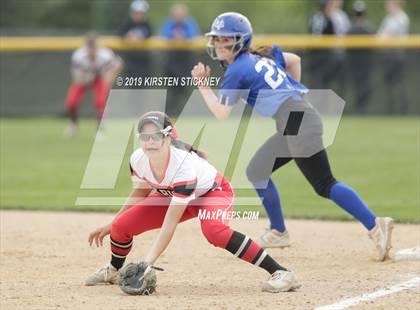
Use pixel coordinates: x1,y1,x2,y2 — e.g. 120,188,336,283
160,17,200,39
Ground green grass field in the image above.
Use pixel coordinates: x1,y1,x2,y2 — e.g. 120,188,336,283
0,117,419,223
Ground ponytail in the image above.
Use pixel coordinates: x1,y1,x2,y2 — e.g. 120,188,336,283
249,46,275,60
171,139,208,160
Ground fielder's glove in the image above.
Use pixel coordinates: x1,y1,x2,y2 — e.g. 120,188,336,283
119,261,163,296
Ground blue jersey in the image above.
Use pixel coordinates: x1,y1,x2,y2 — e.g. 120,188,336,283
219,45,308,117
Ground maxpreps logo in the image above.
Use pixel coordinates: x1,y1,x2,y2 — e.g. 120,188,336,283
213,18,224,30
198,209,260,221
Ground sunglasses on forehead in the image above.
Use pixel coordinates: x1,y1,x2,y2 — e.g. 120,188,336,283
137,131,165,142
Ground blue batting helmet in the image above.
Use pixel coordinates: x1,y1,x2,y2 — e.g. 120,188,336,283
205,12,253,60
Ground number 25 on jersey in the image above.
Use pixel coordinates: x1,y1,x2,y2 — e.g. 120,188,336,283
255,58,287,89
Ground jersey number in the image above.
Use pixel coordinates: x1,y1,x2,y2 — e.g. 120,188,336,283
255,58,287,89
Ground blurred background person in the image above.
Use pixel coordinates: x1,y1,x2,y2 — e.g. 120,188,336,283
118,0,152,81
347,0,375,113
160,3,200,40
329,0,350,98
119,0,152,41
378,0,410,113
307,0,335,90
160,3,201,117
64,33,123,138
330,0,350,36
308,0,351,98
378,0,410,37
309,0,335,36
348,0,375,41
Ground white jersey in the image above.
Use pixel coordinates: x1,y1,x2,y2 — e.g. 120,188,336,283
129,145,218,204
71,46,115,74
378,11,410,37
331,9,351,36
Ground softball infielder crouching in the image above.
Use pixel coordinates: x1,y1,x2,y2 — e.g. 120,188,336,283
86,111,300,293
64,33,123,138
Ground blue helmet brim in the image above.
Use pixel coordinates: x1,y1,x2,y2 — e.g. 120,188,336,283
205,31,244,37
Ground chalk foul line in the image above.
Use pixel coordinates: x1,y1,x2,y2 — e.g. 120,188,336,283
315,276,420,310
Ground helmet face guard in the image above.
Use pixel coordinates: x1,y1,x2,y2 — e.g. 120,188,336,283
205,34,247,60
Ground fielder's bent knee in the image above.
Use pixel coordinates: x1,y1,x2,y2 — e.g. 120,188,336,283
111,219,132,242
200,221,232,248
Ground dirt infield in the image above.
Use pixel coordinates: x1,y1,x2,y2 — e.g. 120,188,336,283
1,210,419,310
